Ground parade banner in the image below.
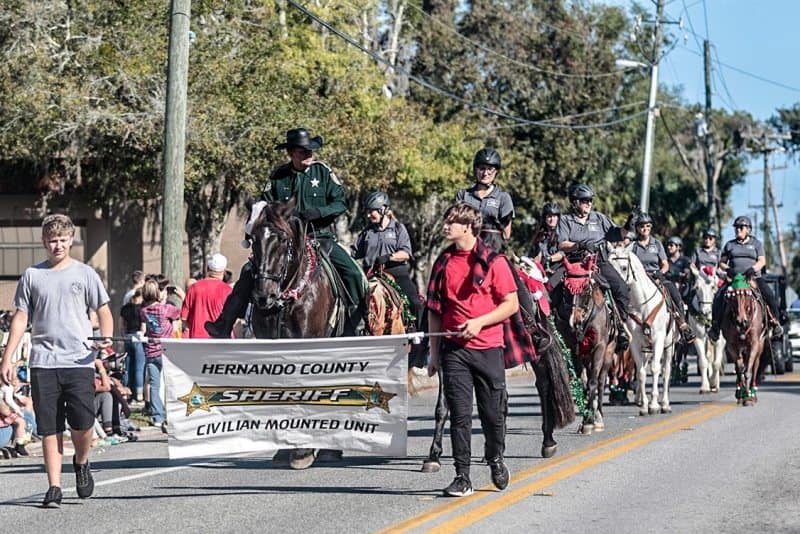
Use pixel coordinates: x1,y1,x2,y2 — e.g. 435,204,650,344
161,336,409,460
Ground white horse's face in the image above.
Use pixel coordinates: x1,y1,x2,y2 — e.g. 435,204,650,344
605,241,634,281
692,273,717,315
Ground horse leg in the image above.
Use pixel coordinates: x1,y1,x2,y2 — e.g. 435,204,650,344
421,366,448,473
660,339,673,413
710,339,724,392
635,351,649,416
695,334,711,394
533,358,557,457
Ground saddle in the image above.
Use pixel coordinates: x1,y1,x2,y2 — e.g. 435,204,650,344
313,239,350,335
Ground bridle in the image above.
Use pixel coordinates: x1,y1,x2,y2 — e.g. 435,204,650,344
608,246,661,308
252,224,295,289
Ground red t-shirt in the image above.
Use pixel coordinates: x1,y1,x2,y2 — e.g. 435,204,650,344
180,279,233,338
441,248,517,350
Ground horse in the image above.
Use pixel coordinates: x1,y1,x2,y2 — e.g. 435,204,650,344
555,255,616,434
720,275,768,406
249,199,347,468
606,241,676,416
687,264,726,393
421,260,576,472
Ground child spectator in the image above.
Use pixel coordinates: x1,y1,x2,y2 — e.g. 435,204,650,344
139,278,179,432
120,288,145,403
0,396,28,457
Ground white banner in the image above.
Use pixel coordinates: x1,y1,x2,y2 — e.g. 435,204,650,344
161,336,408,460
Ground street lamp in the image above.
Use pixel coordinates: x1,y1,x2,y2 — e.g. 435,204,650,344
616,58,658,212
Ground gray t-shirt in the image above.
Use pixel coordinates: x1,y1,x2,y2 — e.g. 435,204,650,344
692,247,720,270
632,238,666,274
557,211,615,260
455,185,514,231
14,260,110,369
352,219,413,268
721,237,765,275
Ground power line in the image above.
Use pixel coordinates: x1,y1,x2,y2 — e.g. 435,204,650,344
701,0,710,39
679,44,800,93
286,0,650,130
711,45,738,110
403,1,637,80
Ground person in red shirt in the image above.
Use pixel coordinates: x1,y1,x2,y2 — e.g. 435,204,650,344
181,254,233,338
426,202,518,498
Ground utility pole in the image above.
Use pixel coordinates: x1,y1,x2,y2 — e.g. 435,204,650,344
702,40,717,226
639,0,665,212
162,0,191,286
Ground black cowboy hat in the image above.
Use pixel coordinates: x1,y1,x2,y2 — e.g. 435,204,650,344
276,128,324,151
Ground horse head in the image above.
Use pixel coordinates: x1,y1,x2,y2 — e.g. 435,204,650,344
726,284,758,339
605,240,637,283
689,264,717,317
249,198,303,310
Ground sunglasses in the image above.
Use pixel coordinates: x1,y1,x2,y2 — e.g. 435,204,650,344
578,199,593,204
734,225,750,229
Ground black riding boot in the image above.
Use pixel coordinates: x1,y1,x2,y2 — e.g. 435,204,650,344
708,286,725,342
205,268,254,338
344,301,368,336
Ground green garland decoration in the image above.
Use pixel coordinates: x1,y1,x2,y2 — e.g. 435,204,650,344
378,273,417,326
547,316,590,419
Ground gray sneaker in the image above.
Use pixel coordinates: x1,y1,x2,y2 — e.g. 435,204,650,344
42,486,62,508
73,456,94,499
488,458,510,490
443,474,473,497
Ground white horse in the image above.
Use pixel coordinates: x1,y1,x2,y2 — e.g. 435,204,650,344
687,264,726,393
606,242,676,415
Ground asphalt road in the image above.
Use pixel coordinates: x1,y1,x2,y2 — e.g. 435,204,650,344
2,362,799,534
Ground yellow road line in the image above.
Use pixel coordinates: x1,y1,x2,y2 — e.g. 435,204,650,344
773,370,800,382
379,403,724,533
433,403,735,533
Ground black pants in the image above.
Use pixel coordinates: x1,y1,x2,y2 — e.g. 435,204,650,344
662,279,688,321
441,342,506,476
712,277,779,324
598,259,630,316
384,264,423,330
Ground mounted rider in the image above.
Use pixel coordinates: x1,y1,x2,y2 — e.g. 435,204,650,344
631,214,696,343
691,227,724,284
529,202,564,285
455,148,534,320
205,127,368,338
665,235,692,302
556,183,630,349
352,191,424,337
708,215,783,341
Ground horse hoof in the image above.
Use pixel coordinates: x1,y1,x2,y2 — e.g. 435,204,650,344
580,424,594,435
639,408,649,416
710,387,719,393
421,460,441,473
316,449,343,463
699,388,710,395
289,449,317,470
593,422,605,432
541,444,558,458
661,405,672,414
271,449,291,468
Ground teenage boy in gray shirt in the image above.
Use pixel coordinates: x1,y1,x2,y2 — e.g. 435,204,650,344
0,214,113,508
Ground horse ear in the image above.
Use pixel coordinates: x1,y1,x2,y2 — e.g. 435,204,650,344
245,196,256,211
283,197,298,216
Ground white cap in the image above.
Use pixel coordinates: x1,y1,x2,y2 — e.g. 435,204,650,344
207,253,228,272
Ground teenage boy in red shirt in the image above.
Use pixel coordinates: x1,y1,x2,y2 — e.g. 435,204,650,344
426,202,518,497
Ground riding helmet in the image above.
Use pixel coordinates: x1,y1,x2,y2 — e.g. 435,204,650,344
473,148,502,170
568,183,595,201
703,228,718,238
542,202,561,216
666,236,683,248
733,215,752,228
365,191,390,212
635,212,654,227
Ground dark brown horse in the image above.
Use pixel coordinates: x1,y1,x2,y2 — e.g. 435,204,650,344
557,256,616,434
249,200,345,467
721,276,767,406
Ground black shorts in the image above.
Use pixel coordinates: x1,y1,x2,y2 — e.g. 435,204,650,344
30,367,96,436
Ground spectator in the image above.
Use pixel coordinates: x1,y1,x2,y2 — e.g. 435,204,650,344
0,396,28,457
93,357,113,437
120,288,145,403
139,279,179,432
122,270,145,306
181,254,233,339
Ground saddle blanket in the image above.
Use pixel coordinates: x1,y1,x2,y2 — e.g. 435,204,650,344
161,336,408,459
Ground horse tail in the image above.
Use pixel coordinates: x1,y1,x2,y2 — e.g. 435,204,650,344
537,317,577,429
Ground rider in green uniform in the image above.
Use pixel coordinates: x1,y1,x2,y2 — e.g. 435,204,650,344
205,128,367,337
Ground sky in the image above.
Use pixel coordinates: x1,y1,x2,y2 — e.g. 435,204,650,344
595,0,800,250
